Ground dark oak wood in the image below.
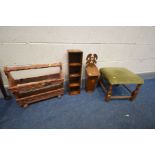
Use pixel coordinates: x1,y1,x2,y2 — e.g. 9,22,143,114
68,49,83,95
69,63,81,67
85,54,100,92
4,62,64,107
105,84,113,102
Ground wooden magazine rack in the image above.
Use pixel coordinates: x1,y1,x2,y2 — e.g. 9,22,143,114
4,62,64,107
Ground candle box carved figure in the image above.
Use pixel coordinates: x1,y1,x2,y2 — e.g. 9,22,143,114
85,54,100,92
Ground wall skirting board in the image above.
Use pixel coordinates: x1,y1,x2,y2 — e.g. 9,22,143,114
138,72,155,80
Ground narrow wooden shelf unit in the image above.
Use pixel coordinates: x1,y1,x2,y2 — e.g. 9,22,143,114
67,49,83,95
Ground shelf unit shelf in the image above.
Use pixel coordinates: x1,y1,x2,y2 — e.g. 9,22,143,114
69,83,80,87
69,90,80,95
69,73,81,78
67,49,83,95
69,63,81,67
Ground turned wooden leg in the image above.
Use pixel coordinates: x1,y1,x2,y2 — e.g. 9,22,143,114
105,84,113,102
130,84,142,101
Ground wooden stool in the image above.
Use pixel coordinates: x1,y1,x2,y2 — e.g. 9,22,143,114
99,67,144,102
85,54,100,92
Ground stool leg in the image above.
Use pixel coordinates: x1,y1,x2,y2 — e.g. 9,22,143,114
105,85,113,102
130,84,142,101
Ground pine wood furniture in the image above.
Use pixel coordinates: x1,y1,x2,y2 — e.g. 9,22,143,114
67,49,83,95
99,67,144,102
4,62,64,107
85,54,100,92
0,71,11,99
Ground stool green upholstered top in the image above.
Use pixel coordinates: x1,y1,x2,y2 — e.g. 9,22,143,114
99,67,144,102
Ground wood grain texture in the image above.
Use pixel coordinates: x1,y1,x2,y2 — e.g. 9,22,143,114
86,64,99,77
17,88,64,107
4,63,62,72
68,49,83,95
4,62,64,107
85,54,99,92
10,78,64,92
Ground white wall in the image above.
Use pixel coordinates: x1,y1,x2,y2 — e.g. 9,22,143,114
0,26,155,87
